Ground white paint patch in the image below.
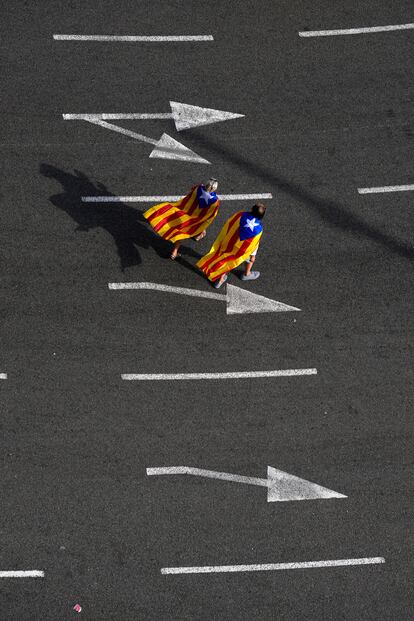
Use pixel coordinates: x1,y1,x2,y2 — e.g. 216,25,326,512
122,369,317,381
147,465,346,502
109,282,299,315
170,101,244,131
162,558,385,575
0,571,44,578
54,34,214,42
358,184,414,194
299,23,414,37
0,373,7,379
82,193,273,202
149,133,210,164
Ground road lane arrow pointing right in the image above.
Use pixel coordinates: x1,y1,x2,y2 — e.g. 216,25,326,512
146,466,347,502
108,282,301,315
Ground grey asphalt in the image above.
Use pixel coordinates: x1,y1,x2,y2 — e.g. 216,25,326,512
1,1,413,619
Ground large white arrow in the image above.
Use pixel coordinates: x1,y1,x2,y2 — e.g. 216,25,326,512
108,282,301,315
146,466,347,502
63,102,244,163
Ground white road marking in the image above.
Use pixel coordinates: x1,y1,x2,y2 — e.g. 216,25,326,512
82,193,273,202
63,102,244,132
65,118,209,164
122,369,317,381
358,184,414,194
149,133,210,164
162,558,385,575
146,465,346,502
0,373,7,379
54,34,214,42
299,23,414,37
0,571,44,578
109,282,300,315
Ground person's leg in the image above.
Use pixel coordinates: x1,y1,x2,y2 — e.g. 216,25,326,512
244,257,254,277
170,241,181,260
194,230,206,241
213,273,228,289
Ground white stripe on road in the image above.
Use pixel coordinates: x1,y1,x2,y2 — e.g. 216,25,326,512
53,34,214,42
161,557,385,575
122,369,317,381
358,184,414,194
299,23,414,37
64,113,173,121
82,193,273,203
0,374,7,379
109,282,223,301
0,571,44,578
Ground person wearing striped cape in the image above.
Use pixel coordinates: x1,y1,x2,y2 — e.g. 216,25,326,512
143,179,220,260
197,203,266,288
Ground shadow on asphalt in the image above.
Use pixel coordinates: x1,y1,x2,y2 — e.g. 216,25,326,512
189,130,414,261
39,164,200,272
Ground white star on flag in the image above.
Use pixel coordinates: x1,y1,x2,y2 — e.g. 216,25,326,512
199,187,212,204
244,217,259,232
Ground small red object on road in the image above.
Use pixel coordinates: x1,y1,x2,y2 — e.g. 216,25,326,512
73,603,82,613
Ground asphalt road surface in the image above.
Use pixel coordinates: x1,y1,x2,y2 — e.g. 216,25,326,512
1,1,413,619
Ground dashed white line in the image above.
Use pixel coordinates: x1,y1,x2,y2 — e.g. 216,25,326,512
299,23,414,37
358,184,414,194
0,571,44,578
161,557,385,575
82,193,273,203
53,34,214,42
121,369,317,381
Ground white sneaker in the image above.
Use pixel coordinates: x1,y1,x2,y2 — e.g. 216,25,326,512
241,271,260,281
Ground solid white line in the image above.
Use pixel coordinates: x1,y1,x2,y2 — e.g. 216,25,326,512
82,193,273,203
82,119,158,145
53,34,214,42
0,571,44,578
122,369,317,381
358,184,414,194
161,557,385,575
109,282,223,301
299,23,414,37
0,373,7,379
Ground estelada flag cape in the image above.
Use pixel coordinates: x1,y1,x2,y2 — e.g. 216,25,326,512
197,211,263,282
143,184,220,243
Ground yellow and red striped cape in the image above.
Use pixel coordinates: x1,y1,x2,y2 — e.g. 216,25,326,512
143,185,220,244
197,211,262,282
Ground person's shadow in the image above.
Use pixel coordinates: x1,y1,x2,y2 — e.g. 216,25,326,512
40,164,200,272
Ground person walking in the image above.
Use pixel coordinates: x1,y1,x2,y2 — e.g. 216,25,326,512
197,203,266,288
143,179,220,260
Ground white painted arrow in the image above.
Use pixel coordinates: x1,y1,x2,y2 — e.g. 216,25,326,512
63,101,244,132
63,117,209,164
146,466,346,502
108,282,300,315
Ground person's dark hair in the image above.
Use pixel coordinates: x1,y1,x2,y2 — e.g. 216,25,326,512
251,203,266,220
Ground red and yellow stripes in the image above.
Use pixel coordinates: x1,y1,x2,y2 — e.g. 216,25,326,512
197,211,262,281
143,186,219,243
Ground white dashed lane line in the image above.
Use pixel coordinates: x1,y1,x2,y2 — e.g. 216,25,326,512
53,34,214,42
358,184,414,194
299,23,414,37
161,557,386,575
83,193,273,203
0,571,44,578
121,369,317,381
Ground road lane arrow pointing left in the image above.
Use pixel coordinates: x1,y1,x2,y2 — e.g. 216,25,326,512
108,282,301,314
146,466,347,502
